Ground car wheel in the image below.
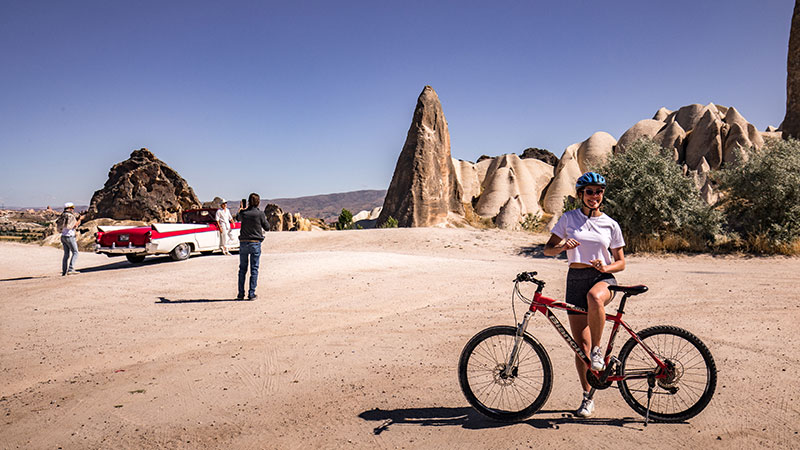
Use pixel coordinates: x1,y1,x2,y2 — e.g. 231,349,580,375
170,243,191,261
126,254,146,264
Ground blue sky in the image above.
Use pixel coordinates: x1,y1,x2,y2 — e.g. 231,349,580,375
0,0,793,207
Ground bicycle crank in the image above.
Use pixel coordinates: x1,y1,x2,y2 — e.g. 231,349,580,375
586,356,618,390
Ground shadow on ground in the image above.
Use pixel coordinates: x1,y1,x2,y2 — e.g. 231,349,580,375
518,245,568,259
358,406,644,434
156,297,253,304
0,276,49,282
77,255,179,273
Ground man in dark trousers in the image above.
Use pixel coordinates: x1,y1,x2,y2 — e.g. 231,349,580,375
237,193,270,300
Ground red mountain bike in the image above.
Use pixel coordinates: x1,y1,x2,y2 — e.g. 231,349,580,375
458,272,717,424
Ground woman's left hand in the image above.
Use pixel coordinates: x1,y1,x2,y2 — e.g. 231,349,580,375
590,259,606,272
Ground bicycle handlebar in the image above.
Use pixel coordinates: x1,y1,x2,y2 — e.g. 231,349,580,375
515,271,545,288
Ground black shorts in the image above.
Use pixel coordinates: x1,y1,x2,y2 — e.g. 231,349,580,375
565,267,617,315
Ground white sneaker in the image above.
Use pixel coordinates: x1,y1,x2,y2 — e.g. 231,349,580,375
590,346,605,371
576,393,594,417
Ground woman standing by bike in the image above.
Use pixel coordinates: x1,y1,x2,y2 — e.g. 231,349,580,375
543,171,625,418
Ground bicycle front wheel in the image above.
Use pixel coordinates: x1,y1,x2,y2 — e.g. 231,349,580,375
458,326,553,421
617,325,717,422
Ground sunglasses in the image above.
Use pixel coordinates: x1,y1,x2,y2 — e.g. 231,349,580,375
584,188,605,196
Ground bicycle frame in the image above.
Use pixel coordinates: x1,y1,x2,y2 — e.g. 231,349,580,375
506,281,668,384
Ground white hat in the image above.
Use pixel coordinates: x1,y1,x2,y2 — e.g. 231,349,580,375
220,198,227,203
64,202,74,208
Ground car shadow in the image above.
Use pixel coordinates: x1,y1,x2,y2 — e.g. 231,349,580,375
78,255,178,273
155,296,253,304
358,406,645,434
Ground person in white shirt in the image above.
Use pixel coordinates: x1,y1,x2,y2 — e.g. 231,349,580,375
56,202,82,275
215,199,235,255
543,172,626,418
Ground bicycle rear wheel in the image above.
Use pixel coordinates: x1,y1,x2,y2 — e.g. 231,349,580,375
458,326,552,421
617,325,716,422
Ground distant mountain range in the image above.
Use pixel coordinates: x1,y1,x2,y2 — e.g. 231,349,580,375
5,189,387,223
262,189,386,222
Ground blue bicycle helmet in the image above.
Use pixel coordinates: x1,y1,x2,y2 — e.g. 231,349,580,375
575,172,607,190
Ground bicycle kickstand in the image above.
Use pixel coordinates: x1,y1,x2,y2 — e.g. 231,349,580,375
644,374,655,426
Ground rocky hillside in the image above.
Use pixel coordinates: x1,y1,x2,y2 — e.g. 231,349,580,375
262,189,386,222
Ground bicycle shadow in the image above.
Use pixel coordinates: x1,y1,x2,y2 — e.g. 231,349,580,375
358,406,644,434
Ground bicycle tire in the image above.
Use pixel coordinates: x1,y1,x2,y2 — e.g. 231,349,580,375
617,325,716,422
458,326,553,421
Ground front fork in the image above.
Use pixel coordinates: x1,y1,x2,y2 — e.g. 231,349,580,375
502,311,534,377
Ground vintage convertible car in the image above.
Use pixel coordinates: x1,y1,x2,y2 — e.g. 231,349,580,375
94,208,240,263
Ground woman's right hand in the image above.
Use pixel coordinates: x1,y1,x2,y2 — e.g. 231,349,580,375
561,239,580,250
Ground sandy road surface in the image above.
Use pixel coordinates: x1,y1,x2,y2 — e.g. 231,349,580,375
1,228,799,449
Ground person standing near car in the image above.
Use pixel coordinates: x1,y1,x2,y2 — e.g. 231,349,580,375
215,199,235,255
237,193,270,300
56,202,82,276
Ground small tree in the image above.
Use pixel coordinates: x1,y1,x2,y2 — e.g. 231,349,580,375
599,138,722,252
379,216,398,228
717,138,800,249
335,208,354,230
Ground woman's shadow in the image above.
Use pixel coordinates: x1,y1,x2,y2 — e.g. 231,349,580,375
358,406,643,434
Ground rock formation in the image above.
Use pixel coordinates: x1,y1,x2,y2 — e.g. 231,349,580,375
474,154,552,218
264,204,284,231
86,148,201,222
653,107,672,121
452,159,481,202
520,147,558,166
783,0,800,138
542,142,582,215
577,131,616,172
202,197,225,208
653,121,686,161
495,196,525,231
684,108,726,170
378,86,464,227
615,120,664,154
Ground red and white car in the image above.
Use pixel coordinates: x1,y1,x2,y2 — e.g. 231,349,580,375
95,208,240,263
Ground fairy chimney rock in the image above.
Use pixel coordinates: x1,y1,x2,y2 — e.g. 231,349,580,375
86,148,201,222
784,1,800,138
378,86,464,227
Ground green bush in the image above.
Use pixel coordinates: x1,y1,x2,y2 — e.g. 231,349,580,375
379,216,398,228
520,213,545,232
562,195,581,213
717,138,800,246
335,208,354,230
598,138,722,252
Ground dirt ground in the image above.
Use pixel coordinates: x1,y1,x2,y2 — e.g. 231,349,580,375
1,228,799,449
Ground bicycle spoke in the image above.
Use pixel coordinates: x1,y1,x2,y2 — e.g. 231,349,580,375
617,326,716,422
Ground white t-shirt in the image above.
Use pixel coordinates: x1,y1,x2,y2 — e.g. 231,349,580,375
551,209,625,266
215,207,233,230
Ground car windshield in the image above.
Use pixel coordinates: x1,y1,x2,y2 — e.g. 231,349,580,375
182,209,216,224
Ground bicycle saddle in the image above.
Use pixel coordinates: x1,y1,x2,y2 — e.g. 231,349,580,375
608,285,648,295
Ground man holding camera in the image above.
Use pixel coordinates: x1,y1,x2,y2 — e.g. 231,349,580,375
56,202,82,276
237,193,270,300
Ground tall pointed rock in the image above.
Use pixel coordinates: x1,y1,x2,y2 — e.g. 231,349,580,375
784,0,800,138
378,86,464,227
